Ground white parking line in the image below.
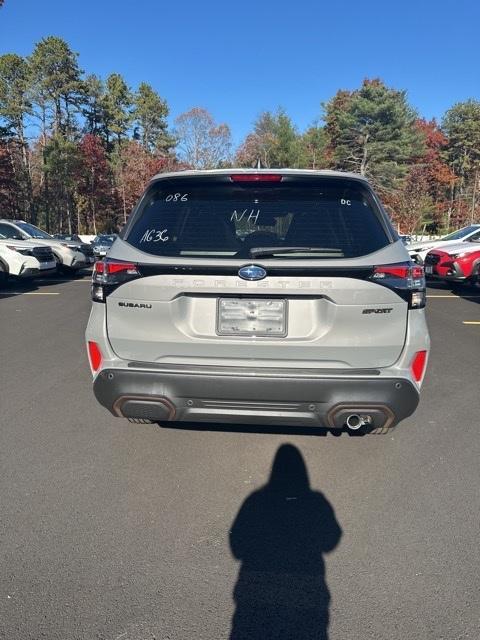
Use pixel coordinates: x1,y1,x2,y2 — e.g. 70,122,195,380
0,292,61,296
35,279,91,283
463,321,480,325
427,294,480,298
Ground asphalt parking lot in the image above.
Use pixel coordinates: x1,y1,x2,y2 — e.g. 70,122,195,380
1,275,479,640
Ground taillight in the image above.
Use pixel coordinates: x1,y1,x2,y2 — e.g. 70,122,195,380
230,174,283,182
87,341,103,372
411,350,427,382
370,262,426,309
91,259,141,302
373,265,410,279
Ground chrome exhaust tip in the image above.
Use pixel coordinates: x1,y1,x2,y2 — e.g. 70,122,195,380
346,414,361,430
346,414,372,430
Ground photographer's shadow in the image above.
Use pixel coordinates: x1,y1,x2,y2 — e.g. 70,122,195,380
229,444,342,640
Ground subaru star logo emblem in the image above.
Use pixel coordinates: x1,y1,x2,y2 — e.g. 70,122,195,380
238,265,267,281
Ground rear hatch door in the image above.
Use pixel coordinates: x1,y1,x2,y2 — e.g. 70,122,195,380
105,173,409,369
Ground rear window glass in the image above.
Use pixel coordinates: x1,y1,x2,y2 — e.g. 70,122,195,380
125,178,390,259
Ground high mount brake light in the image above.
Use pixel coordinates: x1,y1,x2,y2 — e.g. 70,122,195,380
230,174,283,182
371,262,426,309
91,259,141,302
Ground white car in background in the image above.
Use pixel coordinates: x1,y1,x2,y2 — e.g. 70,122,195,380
0,220,94,274
0,235,56,284
407,224,480,264
78,235,97,245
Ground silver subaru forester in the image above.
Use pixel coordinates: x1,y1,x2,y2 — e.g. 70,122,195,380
85,169,430,434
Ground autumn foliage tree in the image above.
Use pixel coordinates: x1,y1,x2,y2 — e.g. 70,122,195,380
112,141,185,220
383,119,457,233
236,110,306,169
75,134,116,234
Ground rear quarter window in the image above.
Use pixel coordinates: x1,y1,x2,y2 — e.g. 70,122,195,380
125,177,391,259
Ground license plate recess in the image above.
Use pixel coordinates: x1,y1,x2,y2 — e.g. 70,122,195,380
217,298,287,337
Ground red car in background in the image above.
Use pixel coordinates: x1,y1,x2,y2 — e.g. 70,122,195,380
425,242,480,288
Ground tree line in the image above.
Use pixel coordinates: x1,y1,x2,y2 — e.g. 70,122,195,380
1,36,479,235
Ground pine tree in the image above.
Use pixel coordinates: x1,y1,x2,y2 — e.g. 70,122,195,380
83,74,107,138
29,36,84,137
0,53,34,218
442,101,480,223
324,79,424,191
42,134,81,233
102,73,133,148
133,82,173,154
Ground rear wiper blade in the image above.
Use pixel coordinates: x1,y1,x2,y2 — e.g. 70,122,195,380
250,246,343,257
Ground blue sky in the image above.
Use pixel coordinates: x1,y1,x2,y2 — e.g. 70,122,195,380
1,0,479,144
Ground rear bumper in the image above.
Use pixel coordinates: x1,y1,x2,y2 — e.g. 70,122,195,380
441,263,470,283
430,261,465,282
93,365,420,429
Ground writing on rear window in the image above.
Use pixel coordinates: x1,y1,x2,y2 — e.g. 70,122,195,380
231,209,261,224
165,193,188,202
140,229,169,243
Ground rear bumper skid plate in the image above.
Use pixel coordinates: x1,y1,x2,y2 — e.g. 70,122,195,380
93,367,419,429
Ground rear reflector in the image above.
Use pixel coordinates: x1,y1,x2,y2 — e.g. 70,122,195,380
411,350,427,382
230,174,283,182
87,341,103,372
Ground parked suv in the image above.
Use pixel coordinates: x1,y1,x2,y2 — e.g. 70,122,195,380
0,235,56,283
0,220,95,273
86,169,430,434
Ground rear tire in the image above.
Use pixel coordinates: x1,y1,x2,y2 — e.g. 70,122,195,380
0,266,7,286
468,276,480,290
58,264,74,276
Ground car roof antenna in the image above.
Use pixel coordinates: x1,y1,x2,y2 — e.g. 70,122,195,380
253,158,265,169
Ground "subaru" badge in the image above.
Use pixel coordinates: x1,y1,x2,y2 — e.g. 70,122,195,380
238,265,267,281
